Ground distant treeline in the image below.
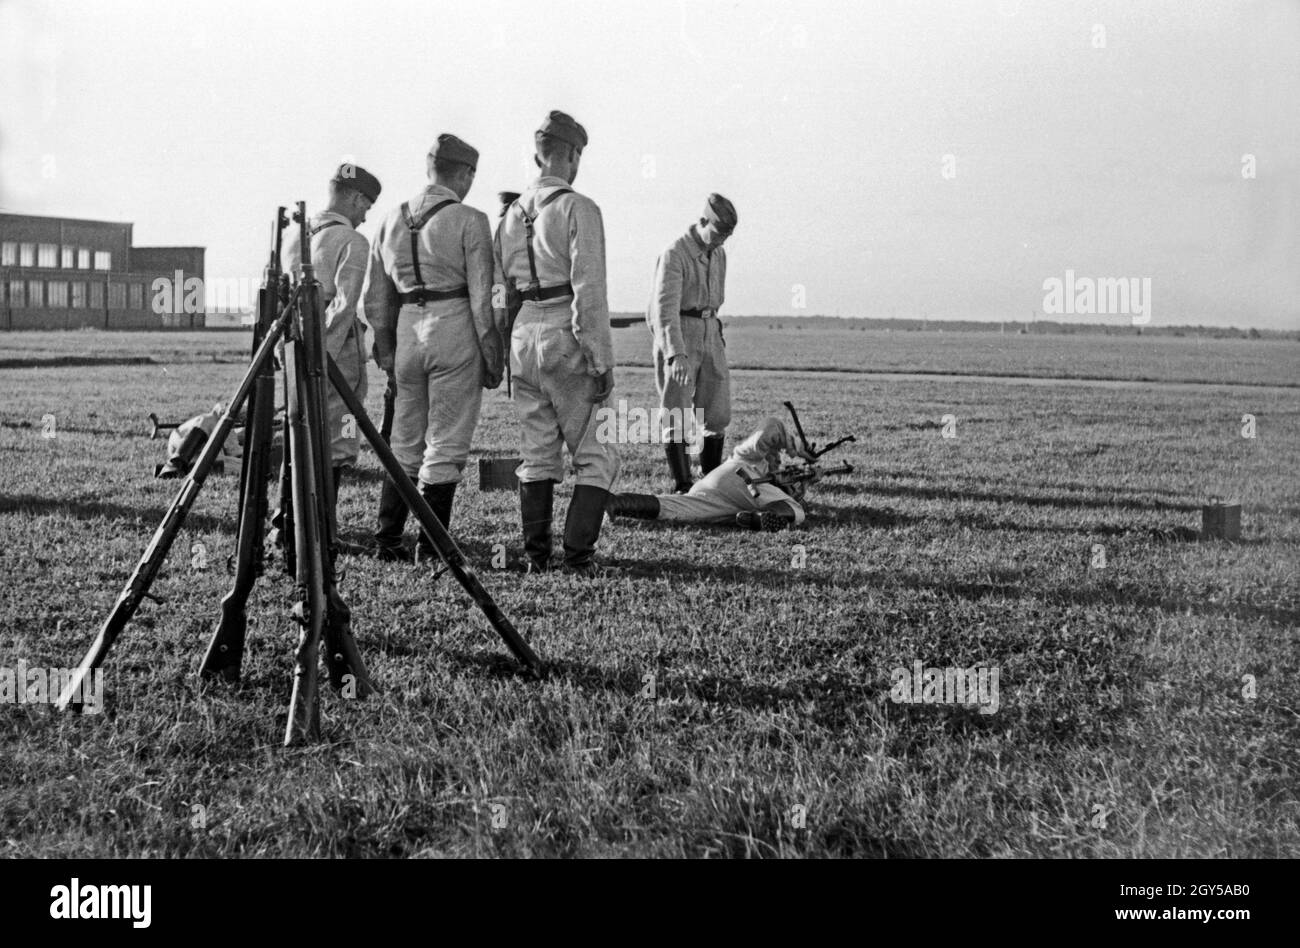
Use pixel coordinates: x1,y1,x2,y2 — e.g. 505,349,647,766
607,313,1299,340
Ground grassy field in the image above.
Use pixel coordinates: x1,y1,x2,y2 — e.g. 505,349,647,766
1,326,1297,857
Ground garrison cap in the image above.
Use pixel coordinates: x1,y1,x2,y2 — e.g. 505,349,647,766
537,110,588,151
430,133,479,171
332,164,382,203
704,193,737,231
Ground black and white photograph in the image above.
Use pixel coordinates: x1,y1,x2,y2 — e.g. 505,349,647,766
0,0,1295,912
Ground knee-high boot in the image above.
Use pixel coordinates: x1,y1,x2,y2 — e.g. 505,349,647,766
416,481,456,562
520,480,554,573
563,484,613,573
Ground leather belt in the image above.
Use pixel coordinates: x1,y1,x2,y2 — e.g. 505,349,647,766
398,286,469,305
519,282,574,302
680,307,717,319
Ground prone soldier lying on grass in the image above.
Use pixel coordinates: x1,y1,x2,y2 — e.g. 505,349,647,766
606,415,849,531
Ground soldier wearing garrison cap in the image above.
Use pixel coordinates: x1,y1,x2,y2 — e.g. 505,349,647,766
647,193,737,493
363,133,501,561
279,162,381,528
492,110,620,575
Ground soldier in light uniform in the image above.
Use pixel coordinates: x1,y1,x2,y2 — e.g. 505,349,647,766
364,134,502,561
607,416,815,530
280,163,381,525
647,194,738,493
493,110,618,574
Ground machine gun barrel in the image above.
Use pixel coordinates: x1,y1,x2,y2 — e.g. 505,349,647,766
739,460,854,498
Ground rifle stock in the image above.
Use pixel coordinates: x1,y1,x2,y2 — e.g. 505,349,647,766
56,307,291,712
200,220,285,682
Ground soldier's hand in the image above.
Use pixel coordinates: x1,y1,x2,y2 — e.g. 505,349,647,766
668,354,691,388
591,369,615,403
478,335,504,389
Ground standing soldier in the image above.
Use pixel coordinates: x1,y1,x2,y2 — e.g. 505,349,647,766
365,134,502,562
646,194,738,493
494,110,618,575
280,162,381,526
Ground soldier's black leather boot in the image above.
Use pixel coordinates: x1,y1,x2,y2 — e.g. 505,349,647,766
373,474,412,562
328,465,366,558
416,481,456,562
700,435,725,475
664,442,693,493
520,480,554,573
607,492,660,520
330,465,345,521
562,484,613,574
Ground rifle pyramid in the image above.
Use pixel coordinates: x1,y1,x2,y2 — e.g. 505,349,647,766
56,203,543,745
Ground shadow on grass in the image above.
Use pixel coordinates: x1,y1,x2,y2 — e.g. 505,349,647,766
855,478,1203,513
0,493,236,536
0,356,156,370
613,536,1297,627
440,647,888,724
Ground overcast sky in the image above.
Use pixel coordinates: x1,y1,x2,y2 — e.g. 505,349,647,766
1,0,1296,328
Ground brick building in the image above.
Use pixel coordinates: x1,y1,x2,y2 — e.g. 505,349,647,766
0,213,205,330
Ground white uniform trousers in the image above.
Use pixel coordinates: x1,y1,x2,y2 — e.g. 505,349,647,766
511,302,620,488
391,302,483,485
655,458,805,525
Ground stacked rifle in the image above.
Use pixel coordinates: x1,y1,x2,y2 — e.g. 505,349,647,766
56,204,542,745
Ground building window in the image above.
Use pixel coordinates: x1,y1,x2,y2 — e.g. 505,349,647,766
38,243,58,267
1,242,15,266
108,282,126,308
129,283,144,309
71,282,86,308
28,280,44,307
90,282,104,308
62,246,75,268
8,280,24,306
93,251,112,270
78,248,90,269
20,243,35,267
48,281,68,307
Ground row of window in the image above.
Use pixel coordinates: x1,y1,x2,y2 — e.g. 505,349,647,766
1,241,112,271
5,279,143,310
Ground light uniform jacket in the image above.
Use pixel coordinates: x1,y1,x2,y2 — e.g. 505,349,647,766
646,227,727,361
363,184,496,369
731,417,799,476
281,210,370,360
493,175,613,376
654,417,806,525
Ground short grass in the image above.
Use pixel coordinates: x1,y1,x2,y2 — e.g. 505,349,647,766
1,327,1296,857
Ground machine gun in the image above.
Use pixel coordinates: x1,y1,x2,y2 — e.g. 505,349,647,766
738,401,855,500
739,459,853,500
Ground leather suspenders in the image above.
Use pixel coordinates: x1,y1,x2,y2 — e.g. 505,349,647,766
511,188,574,302
310,220,343,237
397,199,469,304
